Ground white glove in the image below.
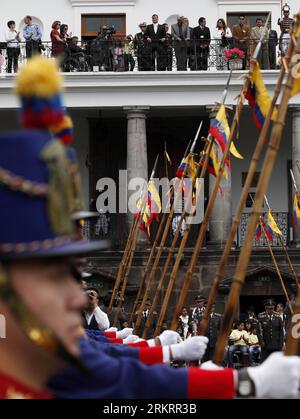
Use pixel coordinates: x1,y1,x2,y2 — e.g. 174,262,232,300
158,330,181,346
201,360,224,371
248,352,300,398
123,335,140,344
105,327,118,332
116,327,133,339
170,336,209,361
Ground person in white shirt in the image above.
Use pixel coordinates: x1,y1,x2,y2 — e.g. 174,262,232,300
179,307,191,339
214,18,232,70
83,288,110,330
5,20,21,73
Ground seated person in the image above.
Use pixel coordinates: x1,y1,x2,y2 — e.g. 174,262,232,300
228,321,249,367
247,325,261,366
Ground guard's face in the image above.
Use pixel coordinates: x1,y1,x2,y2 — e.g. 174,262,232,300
8,259,87,358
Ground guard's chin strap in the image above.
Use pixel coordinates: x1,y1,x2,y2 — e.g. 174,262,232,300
0,262,89,374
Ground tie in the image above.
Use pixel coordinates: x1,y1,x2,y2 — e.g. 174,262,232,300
179,25,183,39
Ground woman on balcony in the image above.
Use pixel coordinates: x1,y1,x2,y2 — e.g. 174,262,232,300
50,20,66,61
214,18,232,70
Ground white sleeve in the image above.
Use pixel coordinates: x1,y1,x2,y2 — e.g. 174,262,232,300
5,30,16,42
93,306,110,330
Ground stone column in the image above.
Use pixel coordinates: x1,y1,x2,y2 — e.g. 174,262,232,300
124,106,150,244
207,107,232,248
292,106,300,247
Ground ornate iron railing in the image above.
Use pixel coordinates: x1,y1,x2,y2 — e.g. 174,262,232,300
238,212,289,247
0,38,279,73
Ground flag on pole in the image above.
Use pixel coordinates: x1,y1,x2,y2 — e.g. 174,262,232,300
206,142,228,178
135,181,162,239
175,157,188,178
291,27,300,98
293,194,300,225
255,222,263,240
245,61,278,132
267,210,282,235
209,104,244,160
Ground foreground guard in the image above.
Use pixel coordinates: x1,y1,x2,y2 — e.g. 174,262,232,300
0,57,300,399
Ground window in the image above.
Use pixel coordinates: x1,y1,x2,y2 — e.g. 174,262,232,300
82,14,126,39
227,12,270,30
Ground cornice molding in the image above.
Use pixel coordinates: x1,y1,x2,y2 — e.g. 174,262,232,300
69,0,137,7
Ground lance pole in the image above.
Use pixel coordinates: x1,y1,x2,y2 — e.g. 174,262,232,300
152,135,214,337
264,195,300,290
133,125,202,335
198,19,295,337
108,155,159,315
213,15,300,366
168,77,243,333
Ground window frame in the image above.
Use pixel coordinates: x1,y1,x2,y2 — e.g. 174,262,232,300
81,13,126,38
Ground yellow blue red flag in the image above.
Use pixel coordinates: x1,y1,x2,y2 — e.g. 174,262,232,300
267,210,282,235
209,104,243,160
245,60,278,132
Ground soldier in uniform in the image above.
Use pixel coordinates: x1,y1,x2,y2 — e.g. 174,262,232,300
191,295,206,335
133,23,151,71
278,3,295,56
258,299,284,361
201,303,223,362
163,23,173,71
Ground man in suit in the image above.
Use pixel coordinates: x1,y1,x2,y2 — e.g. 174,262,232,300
251,18,270,69
192,17,211,70
183,17,194,69
145,14,166,71
232,15,251,69
267,21,278,69
171,16,191,71
258,299,284,361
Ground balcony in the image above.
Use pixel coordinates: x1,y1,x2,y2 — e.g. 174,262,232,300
1,39,292,110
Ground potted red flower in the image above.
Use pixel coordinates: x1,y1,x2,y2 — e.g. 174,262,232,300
224,48,245,70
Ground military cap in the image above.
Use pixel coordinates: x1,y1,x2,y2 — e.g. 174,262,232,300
139,22,147,27
195,294,207,302
263,298,276,308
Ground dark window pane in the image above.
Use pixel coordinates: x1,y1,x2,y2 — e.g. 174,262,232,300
85,16,101,32
106,17,123,32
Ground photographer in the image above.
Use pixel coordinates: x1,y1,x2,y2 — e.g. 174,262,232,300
94,25,115,71
83,288,110,330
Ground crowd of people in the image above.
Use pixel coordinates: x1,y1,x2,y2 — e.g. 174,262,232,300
1,8,295,73
92,293,293,369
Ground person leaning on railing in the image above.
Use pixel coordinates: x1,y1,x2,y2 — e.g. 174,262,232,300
214,18,232,70
23,15,42,58
251,17,270,69
5,20,21,73
191,17,211,71
232,15,250,70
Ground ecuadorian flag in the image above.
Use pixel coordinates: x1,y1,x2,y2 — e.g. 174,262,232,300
207,142,228,178
245,60,278,132
267,210,282,236
293,194,300,225
209,105,243,160
176,157,188,178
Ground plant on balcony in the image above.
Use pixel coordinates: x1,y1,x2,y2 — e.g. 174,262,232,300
224,48,245,60
224,48,245,70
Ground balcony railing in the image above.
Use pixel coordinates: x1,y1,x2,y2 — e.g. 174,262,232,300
0,38,279,74
239,212,289,247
